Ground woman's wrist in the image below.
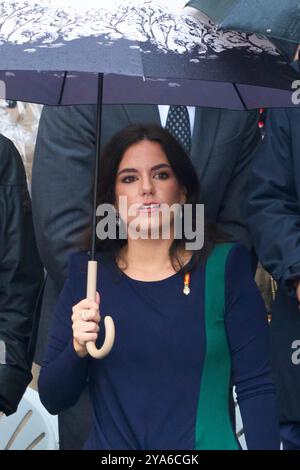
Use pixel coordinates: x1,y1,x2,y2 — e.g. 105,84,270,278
73,339,88,358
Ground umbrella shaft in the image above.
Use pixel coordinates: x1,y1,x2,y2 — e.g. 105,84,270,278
91,73,103,261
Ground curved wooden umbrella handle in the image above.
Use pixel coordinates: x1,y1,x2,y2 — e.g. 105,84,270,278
85,260,115,359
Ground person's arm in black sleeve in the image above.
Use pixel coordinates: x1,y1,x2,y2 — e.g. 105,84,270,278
0,136,43,415
225,244,280,450
31,105,96,287
247,108,300,291
217,110,261,249
38,254,90,415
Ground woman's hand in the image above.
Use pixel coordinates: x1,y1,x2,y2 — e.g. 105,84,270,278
71,292,101,358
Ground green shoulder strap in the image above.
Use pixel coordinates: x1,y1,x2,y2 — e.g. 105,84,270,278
194,243,239,450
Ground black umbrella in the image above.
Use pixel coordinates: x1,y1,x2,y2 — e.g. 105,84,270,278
186,0,300,46
0,1,298,108
0,0,298,359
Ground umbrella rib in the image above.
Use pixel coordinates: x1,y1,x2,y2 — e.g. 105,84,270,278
233,83,247,110
58,71,67,106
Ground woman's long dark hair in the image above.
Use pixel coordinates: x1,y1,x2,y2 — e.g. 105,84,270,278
82,123,230,273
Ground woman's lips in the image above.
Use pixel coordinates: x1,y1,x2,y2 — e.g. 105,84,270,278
138,203,161,213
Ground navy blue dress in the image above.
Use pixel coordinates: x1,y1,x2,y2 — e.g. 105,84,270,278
38,244,280,449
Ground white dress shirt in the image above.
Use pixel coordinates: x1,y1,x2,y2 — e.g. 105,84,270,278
158,105,195,136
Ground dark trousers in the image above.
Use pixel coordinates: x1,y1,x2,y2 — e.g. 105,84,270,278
281,422,300,450
58,386,92,450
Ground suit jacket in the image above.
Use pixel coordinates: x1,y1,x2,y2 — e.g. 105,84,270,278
247,108,300,422
32,104,260,363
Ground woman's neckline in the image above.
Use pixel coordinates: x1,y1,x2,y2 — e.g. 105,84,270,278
116,253,195,284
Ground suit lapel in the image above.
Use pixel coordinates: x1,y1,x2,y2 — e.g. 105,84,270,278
191,107,222,181
123,105,161,126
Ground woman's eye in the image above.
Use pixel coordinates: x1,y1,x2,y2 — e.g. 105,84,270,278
154,172,169,180
121,176,137,183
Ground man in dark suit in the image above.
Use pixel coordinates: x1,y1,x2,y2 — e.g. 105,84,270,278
247,44,300,449
247,104,300,450
32,103,260,448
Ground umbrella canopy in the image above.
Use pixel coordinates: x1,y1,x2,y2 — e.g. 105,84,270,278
0,0,298,110
187,0,300,46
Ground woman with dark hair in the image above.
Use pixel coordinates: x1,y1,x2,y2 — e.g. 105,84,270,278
38,124,280,450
